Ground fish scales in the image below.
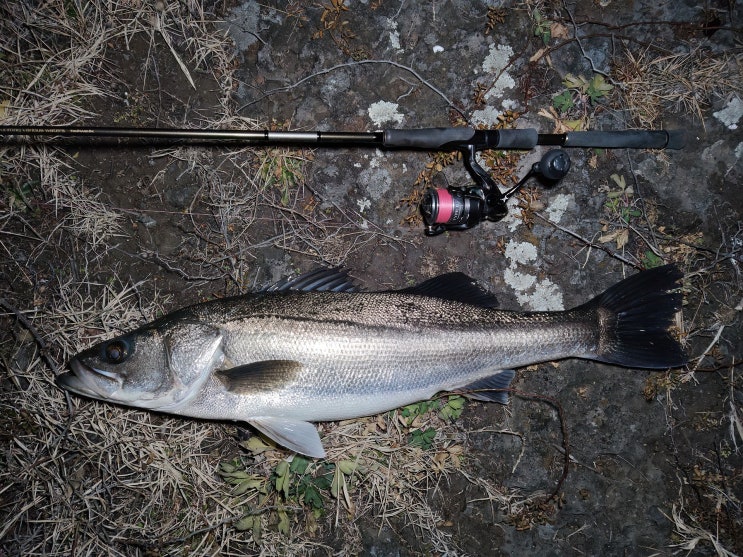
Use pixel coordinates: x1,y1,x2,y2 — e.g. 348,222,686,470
187,293,596,422
57,265,686,457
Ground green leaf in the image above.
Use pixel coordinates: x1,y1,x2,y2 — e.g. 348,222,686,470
610,173,626,190
409,428,437,450
532,9,551,45
586,74,613,103
330,466,344,498
400,399,438,424
439,395,465,421
240,436,273,454
553,90,574,113
274,461,291,499
337,459,358,476
563,73,588,91
277,509,290,535
219,461,237,474
642,250,664,268
235,515,254,531
233,476,264,495
302,483,324,510
289,455,311,475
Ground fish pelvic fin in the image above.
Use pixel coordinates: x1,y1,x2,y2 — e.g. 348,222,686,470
456,370,516,404
586,264,687,369
248,417,326,458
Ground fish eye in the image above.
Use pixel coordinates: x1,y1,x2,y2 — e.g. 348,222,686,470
102,339,132,364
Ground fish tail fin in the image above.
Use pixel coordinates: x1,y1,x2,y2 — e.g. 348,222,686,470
586,264,687,369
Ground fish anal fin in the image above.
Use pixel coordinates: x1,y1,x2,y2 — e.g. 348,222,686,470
217,360,303,394
456,370,516,404
397,273,499,308
248,417,326,458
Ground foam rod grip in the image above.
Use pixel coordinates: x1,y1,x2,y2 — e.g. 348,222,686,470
562,130,686,150
383,128,476,149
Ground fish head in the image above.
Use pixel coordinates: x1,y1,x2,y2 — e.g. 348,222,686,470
58,320,224,410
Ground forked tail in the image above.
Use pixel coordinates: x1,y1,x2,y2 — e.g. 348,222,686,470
585,264,687,369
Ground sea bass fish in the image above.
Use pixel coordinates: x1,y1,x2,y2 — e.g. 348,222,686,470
57,265,686,458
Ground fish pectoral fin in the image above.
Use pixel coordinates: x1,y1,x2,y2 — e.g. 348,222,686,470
248,417,326,459
456,370,516,404
216,360,304,394
395,273,499,308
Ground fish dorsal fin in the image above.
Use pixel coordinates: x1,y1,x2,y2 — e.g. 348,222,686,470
216,360,304,394
456,370,515,404
267,268,359,293
248,416,326,458
396,273,499,308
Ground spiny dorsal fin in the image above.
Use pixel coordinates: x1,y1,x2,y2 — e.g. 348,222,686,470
396,273,499,308
216,360,304,393
267,268,359,293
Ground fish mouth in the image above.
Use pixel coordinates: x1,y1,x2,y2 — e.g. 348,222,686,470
56,359,118,399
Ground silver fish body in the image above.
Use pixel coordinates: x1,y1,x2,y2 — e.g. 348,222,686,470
58,266,686,457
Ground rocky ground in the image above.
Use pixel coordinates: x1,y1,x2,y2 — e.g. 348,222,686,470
1,1,741,555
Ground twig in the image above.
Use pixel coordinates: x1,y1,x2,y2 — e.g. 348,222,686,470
0,298,60,374
562,0,612,78
693,295,743,371
730,359,742,451
511,388,571,504
136,249,222,282
238,59,462,116
458,385,570,504
533,212,640,268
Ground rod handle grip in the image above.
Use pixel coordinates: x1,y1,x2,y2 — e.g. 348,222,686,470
561,130,686,150
383,127,475,149
383,128,540,150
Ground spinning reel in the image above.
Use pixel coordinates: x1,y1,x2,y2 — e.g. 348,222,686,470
420,146,571,235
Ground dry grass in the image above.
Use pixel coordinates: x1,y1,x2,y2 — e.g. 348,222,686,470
613,47,743,128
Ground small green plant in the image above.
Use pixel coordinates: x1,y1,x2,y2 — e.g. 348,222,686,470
439,395,466,421
604,174,640,224
532,9,551,45
599,174,642,250
409,427,437,449
258,149,306,206
401,395,466,448
400,395,466,425
400,399,439,425
217,439,363,540
552,90,574,113
219,397,467,542
553,73,614,114
641,250,664,269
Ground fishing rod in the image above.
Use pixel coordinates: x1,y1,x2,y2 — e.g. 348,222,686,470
0,125,685,235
